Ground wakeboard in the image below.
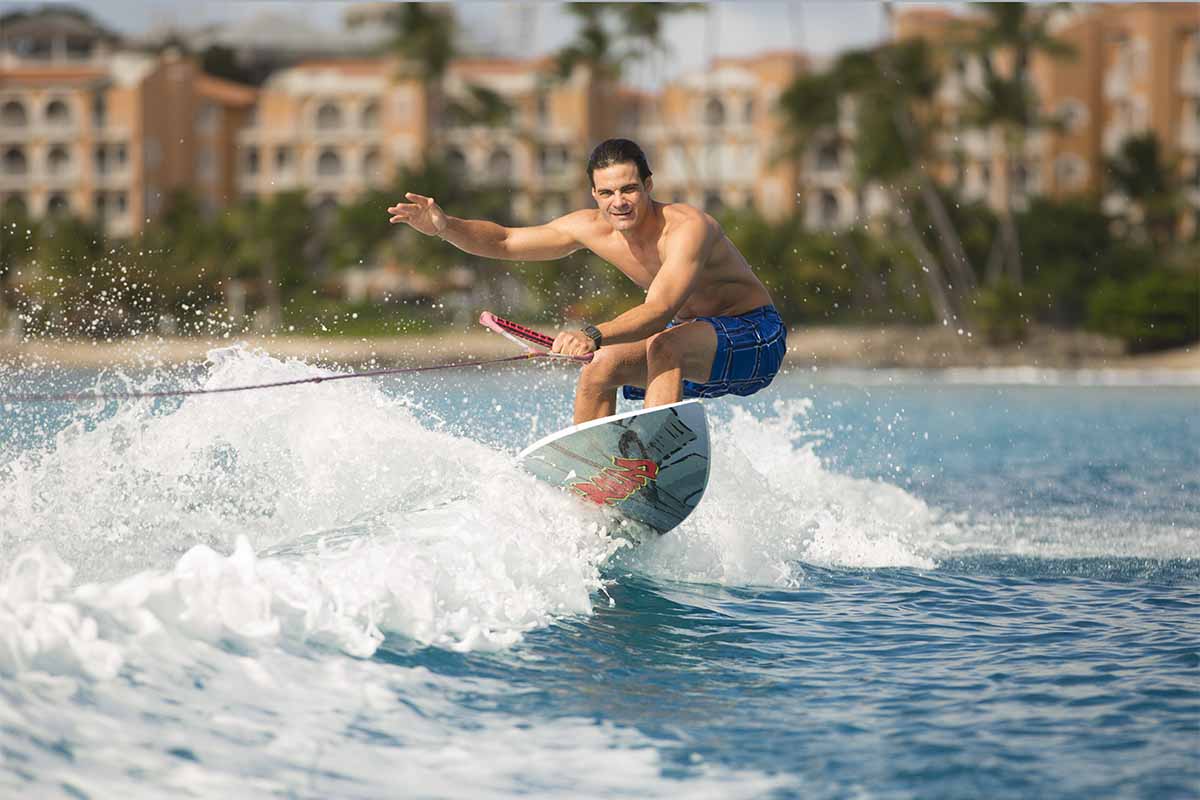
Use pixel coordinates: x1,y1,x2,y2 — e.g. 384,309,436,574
519,399,710,535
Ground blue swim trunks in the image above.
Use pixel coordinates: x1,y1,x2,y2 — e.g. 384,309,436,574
622,305,788,400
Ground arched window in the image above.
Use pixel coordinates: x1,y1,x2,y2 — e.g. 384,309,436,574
47,144,70,175
362,148,381,178
446,148,467,176
2,147,28,175
361,101,380,129
815,140,840,171
819,190,840,226
317,148,342,176
244,146,260,175
47,193,70,214
703,191,724,213
704,97,725,127
1,100,28,127
743,98,755,124
45,98,71,126
315,102,342,130
3,195,28,216
488,148,512,182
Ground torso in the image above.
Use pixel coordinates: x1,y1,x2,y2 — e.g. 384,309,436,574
569,202,773,320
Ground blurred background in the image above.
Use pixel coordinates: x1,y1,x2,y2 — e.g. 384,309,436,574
0,2,1197,361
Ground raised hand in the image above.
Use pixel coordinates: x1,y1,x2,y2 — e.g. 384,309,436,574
387,193,447,236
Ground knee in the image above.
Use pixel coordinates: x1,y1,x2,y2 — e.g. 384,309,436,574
645,330,686,365
578,349,623,389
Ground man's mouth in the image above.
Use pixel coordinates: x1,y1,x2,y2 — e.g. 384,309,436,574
611,208,633,219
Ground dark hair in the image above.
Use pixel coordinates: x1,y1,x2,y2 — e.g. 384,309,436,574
586,138,652,186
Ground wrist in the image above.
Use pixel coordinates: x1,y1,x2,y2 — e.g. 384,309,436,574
581,324,603,349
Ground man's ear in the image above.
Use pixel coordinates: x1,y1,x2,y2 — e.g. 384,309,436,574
644,176,654,194
590,185,599,204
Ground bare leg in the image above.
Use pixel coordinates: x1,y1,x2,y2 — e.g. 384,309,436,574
573,340,648,424
643,321,718,409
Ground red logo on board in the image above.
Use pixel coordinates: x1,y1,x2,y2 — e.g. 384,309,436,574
571,458,659,505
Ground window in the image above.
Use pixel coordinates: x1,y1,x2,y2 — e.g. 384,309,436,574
362,148,381,178
819,190,840,226
92,93,106,129
1,100,27,127
536,92,550,126
743,98,755,124
197,102,219,134
45,98,71,126
1057,99,1088,133
275,146,294,172
1054,153,1087,190
704,191,724,213
488,148,512,182
538,145,568,176
65,36,93,60
317,148,342,176
244,146,260,175
316,102,342,130
47,193,70,214
3,194,28,215
95,192,107,215
46,144,70,176
446,148,467,176
361,101,380,129
2,147,28,175
815,139,840,171
196,147,215,181
704,97,725,127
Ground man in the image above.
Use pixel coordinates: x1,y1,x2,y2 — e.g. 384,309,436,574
387,138,786,424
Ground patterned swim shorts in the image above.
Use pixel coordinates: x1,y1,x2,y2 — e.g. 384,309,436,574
622,305,788,400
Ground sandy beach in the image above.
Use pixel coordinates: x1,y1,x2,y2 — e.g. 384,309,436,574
1,324,1196,372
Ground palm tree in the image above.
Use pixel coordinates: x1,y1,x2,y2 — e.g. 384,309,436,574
357,4,458,157
778,39,973,326
956,3,1074,287
1106,133,1182,247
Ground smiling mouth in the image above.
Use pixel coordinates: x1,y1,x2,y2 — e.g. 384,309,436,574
611,209,633,219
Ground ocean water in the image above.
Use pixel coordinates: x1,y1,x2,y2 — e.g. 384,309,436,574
0,347,1197,799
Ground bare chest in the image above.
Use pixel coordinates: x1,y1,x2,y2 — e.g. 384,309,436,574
587,237,667,289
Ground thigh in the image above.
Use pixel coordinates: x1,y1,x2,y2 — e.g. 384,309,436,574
648,320,719,383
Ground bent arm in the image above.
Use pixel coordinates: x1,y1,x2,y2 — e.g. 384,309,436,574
440,213,584,262
596,219,707,345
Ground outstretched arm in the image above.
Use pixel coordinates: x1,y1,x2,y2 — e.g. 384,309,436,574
552,217,708,356
388,193,583,261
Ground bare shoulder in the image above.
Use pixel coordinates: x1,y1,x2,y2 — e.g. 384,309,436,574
548,207,605,235
661,201,720,242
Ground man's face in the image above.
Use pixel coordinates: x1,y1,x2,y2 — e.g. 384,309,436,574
591,162,652,231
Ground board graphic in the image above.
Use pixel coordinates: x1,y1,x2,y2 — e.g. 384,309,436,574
519,399,710,534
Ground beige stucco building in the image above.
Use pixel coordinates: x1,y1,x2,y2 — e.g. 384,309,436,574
3,3,1198,238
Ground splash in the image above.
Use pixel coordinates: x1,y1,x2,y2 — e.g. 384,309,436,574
628,399,948,585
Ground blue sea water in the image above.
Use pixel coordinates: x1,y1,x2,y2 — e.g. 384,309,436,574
0,348,1197,798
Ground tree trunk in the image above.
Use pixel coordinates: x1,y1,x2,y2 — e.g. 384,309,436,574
895,198,960,326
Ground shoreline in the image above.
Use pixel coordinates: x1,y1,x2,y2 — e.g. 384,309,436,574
1,325,1197,372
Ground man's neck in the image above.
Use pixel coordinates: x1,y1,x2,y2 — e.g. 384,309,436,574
616,201,663,247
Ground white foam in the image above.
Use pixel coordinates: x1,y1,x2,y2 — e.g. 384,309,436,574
629,399,946,585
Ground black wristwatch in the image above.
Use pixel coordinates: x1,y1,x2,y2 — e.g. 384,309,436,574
581,324,603,349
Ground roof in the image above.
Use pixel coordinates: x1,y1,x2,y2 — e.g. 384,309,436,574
195,74,257,106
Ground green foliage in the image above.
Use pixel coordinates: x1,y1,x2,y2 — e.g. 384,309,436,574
970,280,1033,344
1086,267,1199,353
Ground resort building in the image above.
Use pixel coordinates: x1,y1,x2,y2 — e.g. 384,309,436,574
3,3,1198,237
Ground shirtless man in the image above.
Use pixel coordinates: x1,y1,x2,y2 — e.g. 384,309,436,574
387,138,787,424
